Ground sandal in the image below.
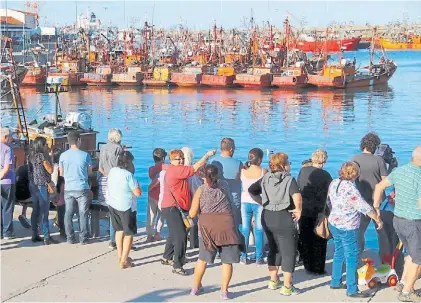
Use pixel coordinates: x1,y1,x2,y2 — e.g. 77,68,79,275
120,260,135,269
161,259,174,266
118,257,133,264
172,268,188,276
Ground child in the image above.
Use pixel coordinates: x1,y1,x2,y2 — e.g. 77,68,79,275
52,148,66,237
147,148,167,242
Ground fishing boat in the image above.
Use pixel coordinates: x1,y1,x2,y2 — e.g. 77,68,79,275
234,67,272,88
271,19,309,89
170,66,203,87
111,66,144,86
143,66,174,87
296,35,360,52
48,59,87,86
377,36,421,50
201,66,236,87
307,47,397,88
80,66,114,86
21,64,47,86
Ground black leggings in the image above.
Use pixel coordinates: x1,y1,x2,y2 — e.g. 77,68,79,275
162,207,187,269
298,216,328,274
262,209,297,273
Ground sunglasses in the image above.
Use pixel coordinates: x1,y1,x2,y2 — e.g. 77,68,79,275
173,158,185,161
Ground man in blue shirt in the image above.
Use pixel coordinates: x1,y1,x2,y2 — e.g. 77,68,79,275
59,131,92,244
211,138,243,227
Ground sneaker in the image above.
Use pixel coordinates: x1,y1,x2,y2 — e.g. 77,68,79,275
394,283,404,293
347,292,372,298
330,283,347,290
67,238,76,244
80,239,89,245
48,237,60,244
3,234,16,240
240,257,248,265
220,291,231,300
398,291,421,302
109,241,117,250
268,280,282,290
280,285,300,296
18,215,31,229
32,235,43,242
190,286,203,296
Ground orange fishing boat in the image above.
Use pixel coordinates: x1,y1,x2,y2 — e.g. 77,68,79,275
234,67,272,88
272,65,308,88
307,29,397,89
171,66,203,87
377,36,421,50
111,66,144,86
21,65,47,86
201,66,236,87
48,59,87,86
80,66,114,86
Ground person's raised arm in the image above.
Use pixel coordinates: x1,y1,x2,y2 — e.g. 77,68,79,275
189,187,202,218
192,149,216,172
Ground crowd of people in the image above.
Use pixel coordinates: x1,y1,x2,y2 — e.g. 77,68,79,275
1,126,421,301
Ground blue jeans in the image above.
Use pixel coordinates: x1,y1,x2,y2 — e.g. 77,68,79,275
64,190,91,243
109,213,115,243
329,223,360,295
241,202,264,261
29,183,50,239
1,183,15,237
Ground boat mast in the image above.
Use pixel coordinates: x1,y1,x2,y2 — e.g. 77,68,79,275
369,26,376,71
284,17,289,68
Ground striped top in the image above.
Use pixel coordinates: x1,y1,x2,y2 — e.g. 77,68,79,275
387,163,421,220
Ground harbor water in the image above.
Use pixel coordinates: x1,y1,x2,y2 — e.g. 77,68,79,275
2,50,421,250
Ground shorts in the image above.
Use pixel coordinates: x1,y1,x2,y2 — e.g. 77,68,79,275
109,206,137,236
198,237,240,265
393,216,421,265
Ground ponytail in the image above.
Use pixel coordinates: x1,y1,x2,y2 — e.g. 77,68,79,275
204,164,219,189
247,148,264,167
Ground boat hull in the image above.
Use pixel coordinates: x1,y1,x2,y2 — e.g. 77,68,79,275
80,79,113,86
378,38,421,50
308,66,397,89
48,72,85,86
113,80,143,86
171,73,202,87
201,75,236,87
296,37,360,52
272,74,308,88
143,80,170,87
233,73,272,88
21,69,47,86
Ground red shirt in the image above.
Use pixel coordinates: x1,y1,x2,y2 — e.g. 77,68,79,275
161,165,195,211
148,163,164,200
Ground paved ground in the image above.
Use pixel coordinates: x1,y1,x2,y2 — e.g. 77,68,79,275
1,205,420,302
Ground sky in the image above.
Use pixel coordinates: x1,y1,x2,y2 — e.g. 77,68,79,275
6,0,421,29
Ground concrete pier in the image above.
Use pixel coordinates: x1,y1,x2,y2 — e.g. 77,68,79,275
1,205,420,302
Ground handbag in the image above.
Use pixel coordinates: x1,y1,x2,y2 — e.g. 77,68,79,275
314,190,332,240
168,188,192,229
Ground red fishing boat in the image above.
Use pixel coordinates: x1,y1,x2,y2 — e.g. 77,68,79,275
296,36,360,52
272,66,308,88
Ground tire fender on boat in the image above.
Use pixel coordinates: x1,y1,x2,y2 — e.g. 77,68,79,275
293,77,297,83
